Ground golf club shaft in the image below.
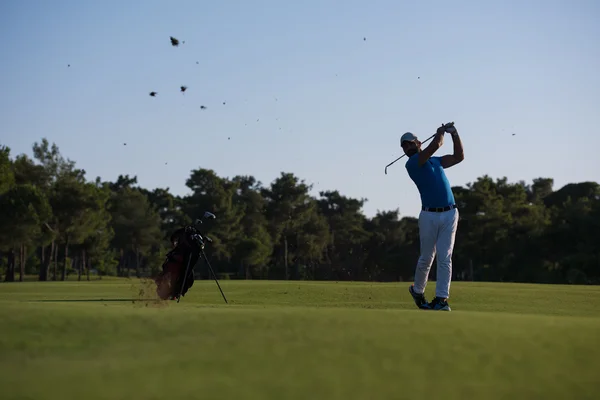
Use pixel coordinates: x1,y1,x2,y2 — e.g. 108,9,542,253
384,133,436,174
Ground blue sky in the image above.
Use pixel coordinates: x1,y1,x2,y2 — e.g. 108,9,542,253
1,0,599,218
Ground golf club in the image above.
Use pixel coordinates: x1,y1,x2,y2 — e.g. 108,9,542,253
194,212,216,225
203,211,217,220
384,122,455,174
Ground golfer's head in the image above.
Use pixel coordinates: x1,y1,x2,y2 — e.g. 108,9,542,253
400,132,420,156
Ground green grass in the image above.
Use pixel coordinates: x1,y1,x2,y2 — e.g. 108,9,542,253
1,279,599,400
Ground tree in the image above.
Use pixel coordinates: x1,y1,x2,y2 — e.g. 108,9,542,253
317,190,369,280
543,195,600,284
184,168,244,267
108,186,163,277
528,178,554,203
0,145,15,281
9,153,57,280
0,184,52,281
232,176,273,278
2,136,600,286
261,172,317,279
32,138,84,183
48,176,109,280
0,146,14,195
141,187,191,242
29,139,89,280
363,210,418,281
293,207,330,280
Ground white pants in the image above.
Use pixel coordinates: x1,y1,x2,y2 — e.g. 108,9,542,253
413,207,459,299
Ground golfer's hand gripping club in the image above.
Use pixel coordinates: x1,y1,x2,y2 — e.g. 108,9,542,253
384,121,455,175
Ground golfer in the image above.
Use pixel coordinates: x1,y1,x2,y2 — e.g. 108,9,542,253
401,123,464,311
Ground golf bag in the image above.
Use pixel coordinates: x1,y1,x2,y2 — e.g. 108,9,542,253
154,226,203,300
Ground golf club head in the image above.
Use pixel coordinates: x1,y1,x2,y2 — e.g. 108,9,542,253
203,211,217,220
194,218,203,225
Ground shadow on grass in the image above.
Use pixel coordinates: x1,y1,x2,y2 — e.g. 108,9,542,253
29,298,162,303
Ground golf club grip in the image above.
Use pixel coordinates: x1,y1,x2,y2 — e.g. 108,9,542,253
384,124,452,174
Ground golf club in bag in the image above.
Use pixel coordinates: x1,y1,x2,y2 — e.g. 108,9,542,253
154,211,228,304
384,122,455,174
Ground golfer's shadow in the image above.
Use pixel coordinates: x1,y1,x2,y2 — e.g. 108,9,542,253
30,298,160,303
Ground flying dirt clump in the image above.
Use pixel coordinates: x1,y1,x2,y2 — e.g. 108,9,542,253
130,278,169,308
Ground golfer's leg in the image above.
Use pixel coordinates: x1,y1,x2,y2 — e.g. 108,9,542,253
413,211,437,294
435,208,459,299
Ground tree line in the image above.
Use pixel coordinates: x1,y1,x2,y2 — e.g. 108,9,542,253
1,139,599,285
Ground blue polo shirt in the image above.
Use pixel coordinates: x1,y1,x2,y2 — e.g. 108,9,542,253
405,154,455,208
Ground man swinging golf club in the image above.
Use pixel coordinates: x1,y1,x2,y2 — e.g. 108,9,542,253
402,122,464,311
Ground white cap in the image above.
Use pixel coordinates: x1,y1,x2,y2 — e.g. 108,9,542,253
400,132,418,144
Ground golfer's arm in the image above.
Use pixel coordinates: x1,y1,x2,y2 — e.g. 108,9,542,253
418,133,444,166
440,133,464,168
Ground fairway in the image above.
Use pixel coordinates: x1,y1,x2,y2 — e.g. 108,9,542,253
1,279,599,400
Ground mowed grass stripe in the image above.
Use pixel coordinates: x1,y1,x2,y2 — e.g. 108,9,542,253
2,279,600,317
0,280,599,400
